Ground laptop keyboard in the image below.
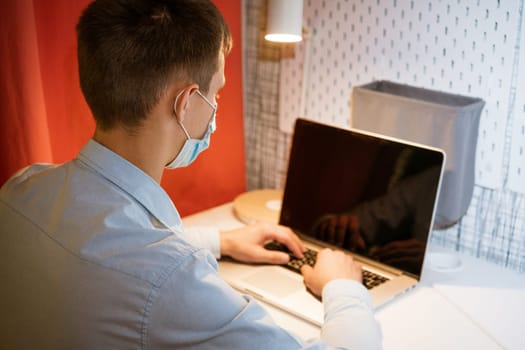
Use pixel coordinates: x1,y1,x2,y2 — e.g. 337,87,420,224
264,241,389,290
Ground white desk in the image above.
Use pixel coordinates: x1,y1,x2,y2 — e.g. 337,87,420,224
183,203,525,350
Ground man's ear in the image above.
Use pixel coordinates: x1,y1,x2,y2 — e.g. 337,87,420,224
173,84,199,123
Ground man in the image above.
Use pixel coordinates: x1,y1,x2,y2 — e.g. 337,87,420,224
0,1,381,349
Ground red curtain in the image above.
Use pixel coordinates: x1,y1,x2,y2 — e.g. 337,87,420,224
0,0,245,216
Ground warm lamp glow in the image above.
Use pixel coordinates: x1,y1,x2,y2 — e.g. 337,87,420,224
265,0,303,43
264,33,302,43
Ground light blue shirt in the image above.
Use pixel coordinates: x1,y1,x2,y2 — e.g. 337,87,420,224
0,139,381,349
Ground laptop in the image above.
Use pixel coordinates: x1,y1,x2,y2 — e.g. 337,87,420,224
219,118,445,326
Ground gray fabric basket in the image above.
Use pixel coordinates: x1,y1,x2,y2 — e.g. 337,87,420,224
351,80,485,229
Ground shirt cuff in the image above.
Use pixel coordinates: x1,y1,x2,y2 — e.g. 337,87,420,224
322,279,374,311
181,226,221,259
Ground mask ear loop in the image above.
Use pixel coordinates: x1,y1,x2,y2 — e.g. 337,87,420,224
194,90,218,132
173,89,192,140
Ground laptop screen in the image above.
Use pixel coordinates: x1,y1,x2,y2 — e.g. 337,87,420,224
279,119,444,278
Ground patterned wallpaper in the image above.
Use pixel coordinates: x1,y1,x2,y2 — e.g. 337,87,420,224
243,0,524,272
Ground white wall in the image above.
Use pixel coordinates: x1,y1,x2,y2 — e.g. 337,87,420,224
281,0,525,191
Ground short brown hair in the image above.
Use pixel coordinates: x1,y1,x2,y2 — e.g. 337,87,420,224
77,0,232,130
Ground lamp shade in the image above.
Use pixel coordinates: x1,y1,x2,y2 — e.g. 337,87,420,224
265,0,303,43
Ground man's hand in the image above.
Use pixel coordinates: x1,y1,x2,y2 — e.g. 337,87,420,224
301,248,362,297
220,223,305,264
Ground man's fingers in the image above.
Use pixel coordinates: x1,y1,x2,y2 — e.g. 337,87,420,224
260,250,290,264
300,264,313,278
266,224,305,258
271,251,290,264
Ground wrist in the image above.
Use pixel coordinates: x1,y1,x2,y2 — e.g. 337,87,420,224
219,230,233,257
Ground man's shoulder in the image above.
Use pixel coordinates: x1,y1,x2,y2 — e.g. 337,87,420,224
0,160,209,285
0,160,102,225
0,160,89,202
1,163,58,194
0,163,65,221
1,158,139,220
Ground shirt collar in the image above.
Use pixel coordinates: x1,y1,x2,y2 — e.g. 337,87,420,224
77,139,183,231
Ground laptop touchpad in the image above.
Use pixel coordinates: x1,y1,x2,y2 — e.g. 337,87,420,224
241,266,303,298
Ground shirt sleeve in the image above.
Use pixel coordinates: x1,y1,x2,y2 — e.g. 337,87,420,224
145,248,305,349
178,226,221,258
145,249,382,350
321,279,383,349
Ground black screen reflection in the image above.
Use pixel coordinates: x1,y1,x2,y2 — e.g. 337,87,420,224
279,119,443,277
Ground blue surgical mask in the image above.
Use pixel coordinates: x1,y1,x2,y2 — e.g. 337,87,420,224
166,90,217,169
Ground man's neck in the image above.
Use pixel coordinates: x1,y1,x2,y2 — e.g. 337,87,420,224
93,126,165,184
